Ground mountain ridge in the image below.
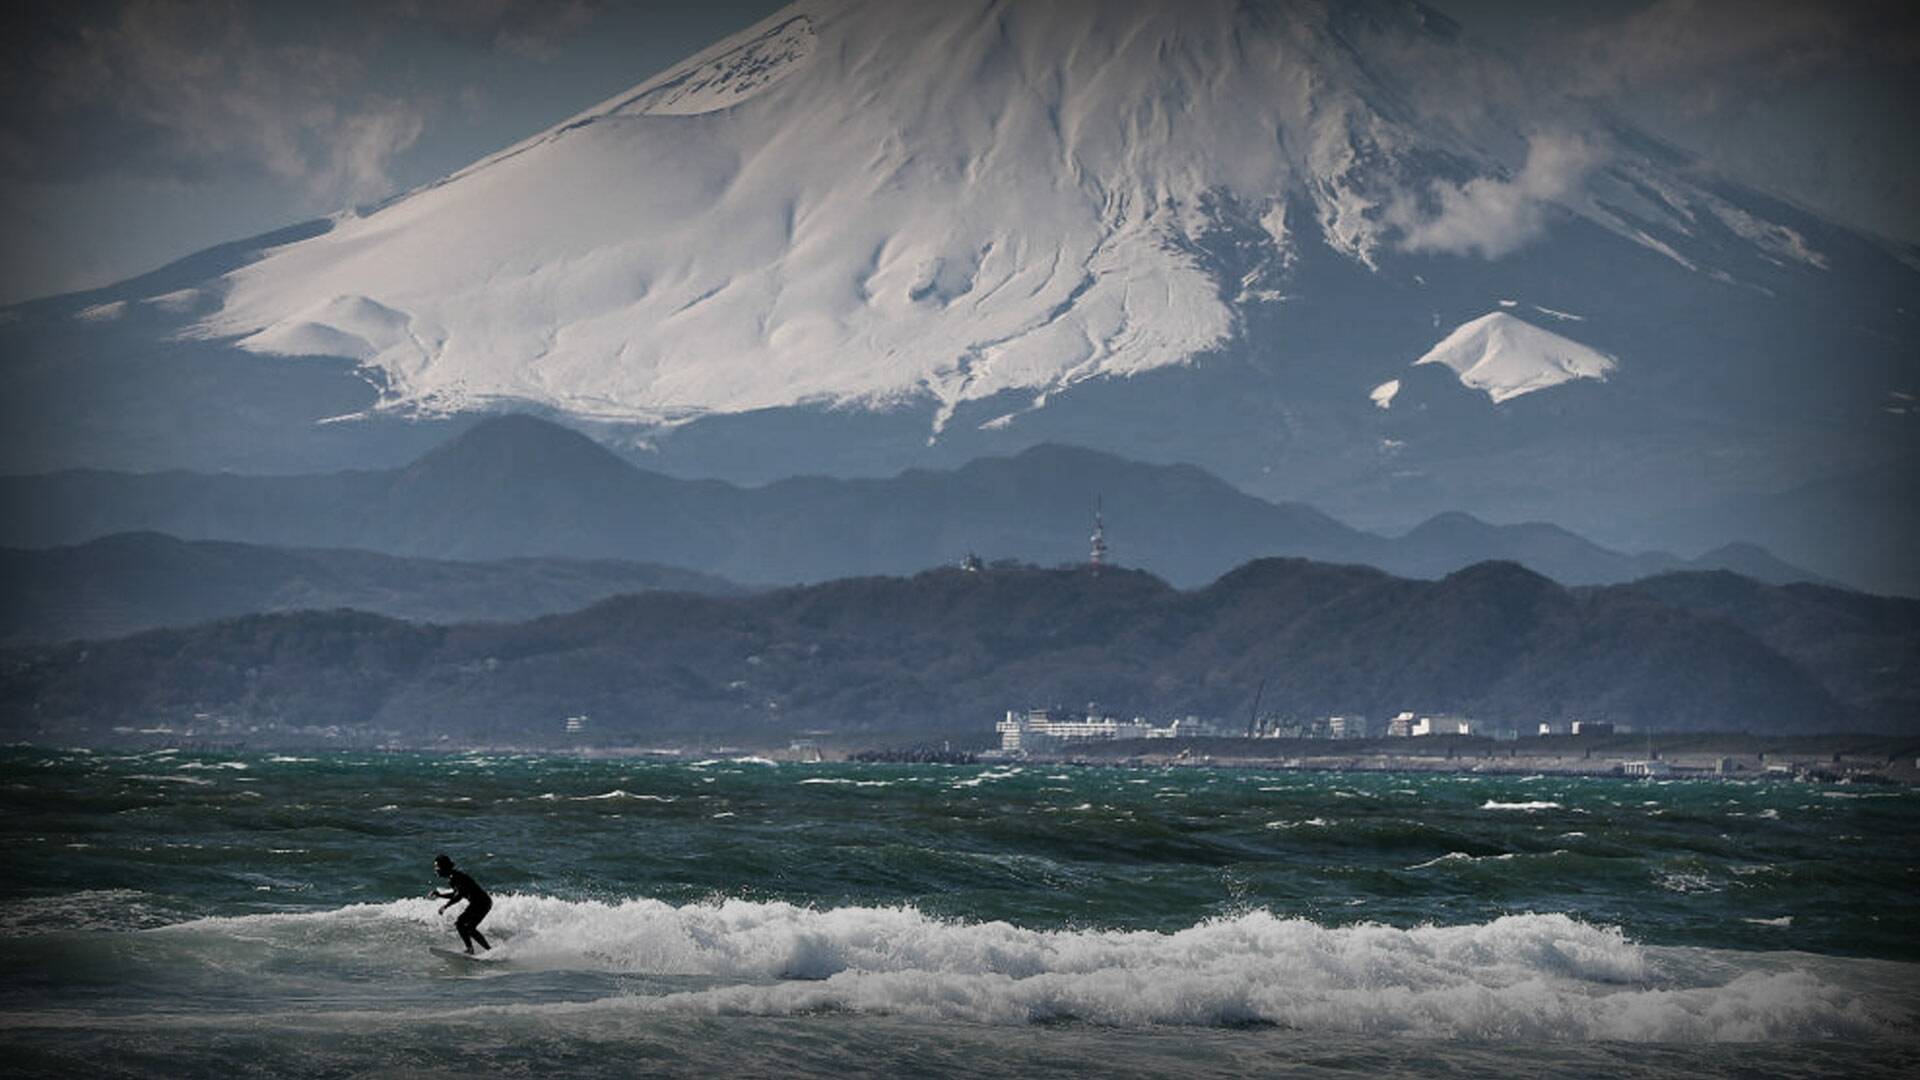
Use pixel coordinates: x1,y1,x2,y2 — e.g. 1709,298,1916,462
9,555,1900,747
0,415,1842,592
0,531,744,646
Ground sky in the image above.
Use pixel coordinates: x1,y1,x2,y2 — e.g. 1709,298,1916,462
1,0,1915,305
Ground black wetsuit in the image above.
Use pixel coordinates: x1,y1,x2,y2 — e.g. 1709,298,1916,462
437,869,492,951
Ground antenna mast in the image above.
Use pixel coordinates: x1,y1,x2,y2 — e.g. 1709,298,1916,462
1089,497,1107,574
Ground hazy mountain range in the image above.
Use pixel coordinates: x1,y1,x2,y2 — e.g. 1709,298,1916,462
0,415,1834,603
0,531,740,646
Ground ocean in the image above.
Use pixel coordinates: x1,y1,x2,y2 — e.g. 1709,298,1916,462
1,748,1914,1077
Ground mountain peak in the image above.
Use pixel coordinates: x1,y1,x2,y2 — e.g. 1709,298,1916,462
402,413,635,486
1412,312,1617,404
184,0,1537,429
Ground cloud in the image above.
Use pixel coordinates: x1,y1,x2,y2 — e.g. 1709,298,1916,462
0,0,600,207
1390,132,1608,259
0,1,424,204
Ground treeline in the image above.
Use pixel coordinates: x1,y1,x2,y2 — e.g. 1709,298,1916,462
6,557,1911,747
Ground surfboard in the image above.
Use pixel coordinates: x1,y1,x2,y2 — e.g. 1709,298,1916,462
429,946,495,964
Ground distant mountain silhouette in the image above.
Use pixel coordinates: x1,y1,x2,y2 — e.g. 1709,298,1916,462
7,557,1901,748
0,531,742,645
0,414,1832,590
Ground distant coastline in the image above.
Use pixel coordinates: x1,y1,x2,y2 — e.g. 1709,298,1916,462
27,731,1918,785
1034,733,1920,785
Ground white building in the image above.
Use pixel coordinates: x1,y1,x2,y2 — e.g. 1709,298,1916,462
1148,716,1225,739
1410,715,1472,737
996,709,1237,753
1327,715,1370,740
995,709,1155,753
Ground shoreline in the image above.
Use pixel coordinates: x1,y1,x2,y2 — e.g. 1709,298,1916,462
11,732,1920,784
1032,733,1920,785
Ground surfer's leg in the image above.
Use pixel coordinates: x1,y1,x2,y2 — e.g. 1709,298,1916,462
457,906,489,952
467,901,492,951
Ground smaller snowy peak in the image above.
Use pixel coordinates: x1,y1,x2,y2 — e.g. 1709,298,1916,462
1414,312,1616,404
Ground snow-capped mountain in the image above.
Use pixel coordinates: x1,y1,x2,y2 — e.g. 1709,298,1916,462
194,0,1769,428
1404,312,1615,404
2,0,1915,592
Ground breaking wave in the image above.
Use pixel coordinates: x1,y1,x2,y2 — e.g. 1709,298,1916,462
154,897,1907,1040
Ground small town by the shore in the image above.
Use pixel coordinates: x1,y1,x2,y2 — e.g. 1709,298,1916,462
880,707,1920,784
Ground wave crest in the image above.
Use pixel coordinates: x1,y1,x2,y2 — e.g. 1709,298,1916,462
161,898,1905,1039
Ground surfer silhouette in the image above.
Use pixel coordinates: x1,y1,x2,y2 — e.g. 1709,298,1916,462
430,853,492,953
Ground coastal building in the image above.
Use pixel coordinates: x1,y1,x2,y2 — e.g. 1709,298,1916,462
1387,711,1416,737
1327,715,1370,740
994,709,1154,753
992,709,1229,754
1571,721,1615,737
1410,715,1473,737
1146,716,1225,739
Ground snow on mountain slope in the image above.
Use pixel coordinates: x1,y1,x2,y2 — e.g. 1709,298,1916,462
188,0,1838,436
190,0,1480,429
1411,312,1616,404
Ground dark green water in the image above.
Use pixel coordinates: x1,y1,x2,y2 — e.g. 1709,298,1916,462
1,748,1915,1077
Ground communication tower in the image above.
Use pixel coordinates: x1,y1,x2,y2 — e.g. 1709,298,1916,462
1090,497,1108,573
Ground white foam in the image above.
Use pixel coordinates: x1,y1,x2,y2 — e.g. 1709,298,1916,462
155,898,1907,1040
1483,800,1561,811
798,778,893,787
0,889,183,933
568,780,675,799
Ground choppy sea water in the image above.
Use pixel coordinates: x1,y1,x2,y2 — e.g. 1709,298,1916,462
0,748,1914,1078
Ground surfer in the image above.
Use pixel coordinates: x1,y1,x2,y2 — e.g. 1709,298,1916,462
430,853,492,954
